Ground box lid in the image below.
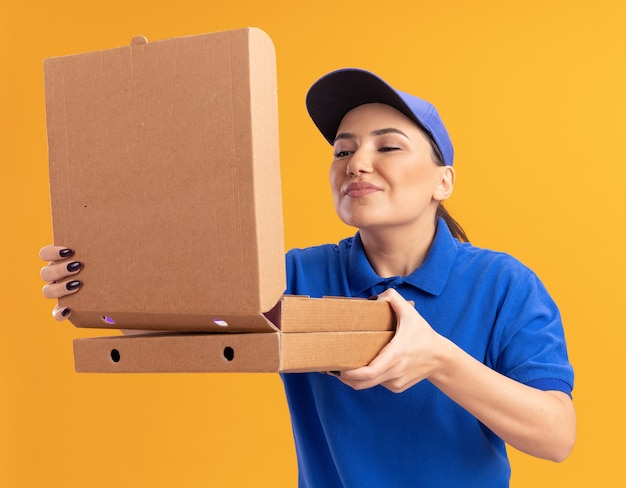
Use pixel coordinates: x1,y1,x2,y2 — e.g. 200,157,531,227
44,28,284,332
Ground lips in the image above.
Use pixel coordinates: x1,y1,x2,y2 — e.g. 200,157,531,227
344,182,383,198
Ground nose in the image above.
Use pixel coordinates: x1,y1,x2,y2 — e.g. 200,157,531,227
345,148,373,176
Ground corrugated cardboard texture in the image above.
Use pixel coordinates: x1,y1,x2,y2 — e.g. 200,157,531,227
73,333,281,373
268,296,396,332
44,28,284,331
47,29,400,373
73,295,398,372
73,330,395,373
278,331,395,372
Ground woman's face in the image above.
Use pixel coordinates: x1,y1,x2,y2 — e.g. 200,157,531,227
330,103,453,233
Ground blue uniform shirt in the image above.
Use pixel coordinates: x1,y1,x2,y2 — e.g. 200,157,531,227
281,219,574,488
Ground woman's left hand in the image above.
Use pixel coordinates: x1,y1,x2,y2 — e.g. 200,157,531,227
336,288,444,393
335,289,576,461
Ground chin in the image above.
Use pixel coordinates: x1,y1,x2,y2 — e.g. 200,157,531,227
338,214,385,231
336,204,394,231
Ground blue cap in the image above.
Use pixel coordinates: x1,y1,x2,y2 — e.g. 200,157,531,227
305,68,454,166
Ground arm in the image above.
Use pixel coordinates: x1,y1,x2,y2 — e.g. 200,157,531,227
337,288,576,462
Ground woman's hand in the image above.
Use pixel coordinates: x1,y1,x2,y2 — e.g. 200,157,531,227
335,288,576,461
336,288,444,392
39,244,83,320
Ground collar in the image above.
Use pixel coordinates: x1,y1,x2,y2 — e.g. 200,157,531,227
348,218,458,296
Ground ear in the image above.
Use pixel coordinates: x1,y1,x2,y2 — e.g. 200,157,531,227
433,166,455,202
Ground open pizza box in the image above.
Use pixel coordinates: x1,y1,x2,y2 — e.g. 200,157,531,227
44,27,395,373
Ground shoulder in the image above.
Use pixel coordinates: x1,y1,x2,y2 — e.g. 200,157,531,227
286,237,355,265
454,240,535,282
445,239,554,311
427,220,536,297
284,237,355,296
452,241,559,334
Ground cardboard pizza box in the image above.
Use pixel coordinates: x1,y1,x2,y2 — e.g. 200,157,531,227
44,28,396,373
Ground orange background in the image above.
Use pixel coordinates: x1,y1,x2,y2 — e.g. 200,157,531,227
1,0,625,486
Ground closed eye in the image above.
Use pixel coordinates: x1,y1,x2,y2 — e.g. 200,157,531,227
379,146,401,152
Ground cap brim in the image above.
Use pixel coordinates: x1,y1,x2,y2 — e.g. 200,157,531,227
306,69,419,144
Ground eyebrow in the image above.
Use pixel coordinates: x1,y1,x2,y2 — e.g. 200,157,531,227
333,127,409,144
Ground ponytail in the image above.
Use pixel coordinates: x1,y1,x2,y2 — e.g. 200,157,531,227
436,205,469,242
425,136,469,242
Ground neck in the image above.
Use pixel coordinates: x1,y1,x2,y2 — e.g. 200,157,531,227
359,217,437,278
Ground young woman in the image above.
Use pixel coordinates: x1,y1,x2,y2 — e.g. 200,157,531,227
41,68,575,487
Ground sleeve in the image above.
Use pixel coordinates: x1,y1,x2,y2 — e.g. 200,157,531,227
491,270,575,397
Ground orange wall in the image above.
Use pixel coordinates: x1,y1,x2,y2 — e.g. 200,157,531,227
1,0,624,486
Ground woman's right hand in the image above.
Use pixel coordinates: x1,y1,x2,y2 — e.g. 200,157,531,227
39,244,83,321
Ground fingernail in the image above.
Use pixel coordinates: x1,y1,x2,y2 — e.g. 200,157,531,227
367,295,379,300
61,308,71,317
66,261,82,272
66,280,81,291
329,371,341,377
59,248,75,258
